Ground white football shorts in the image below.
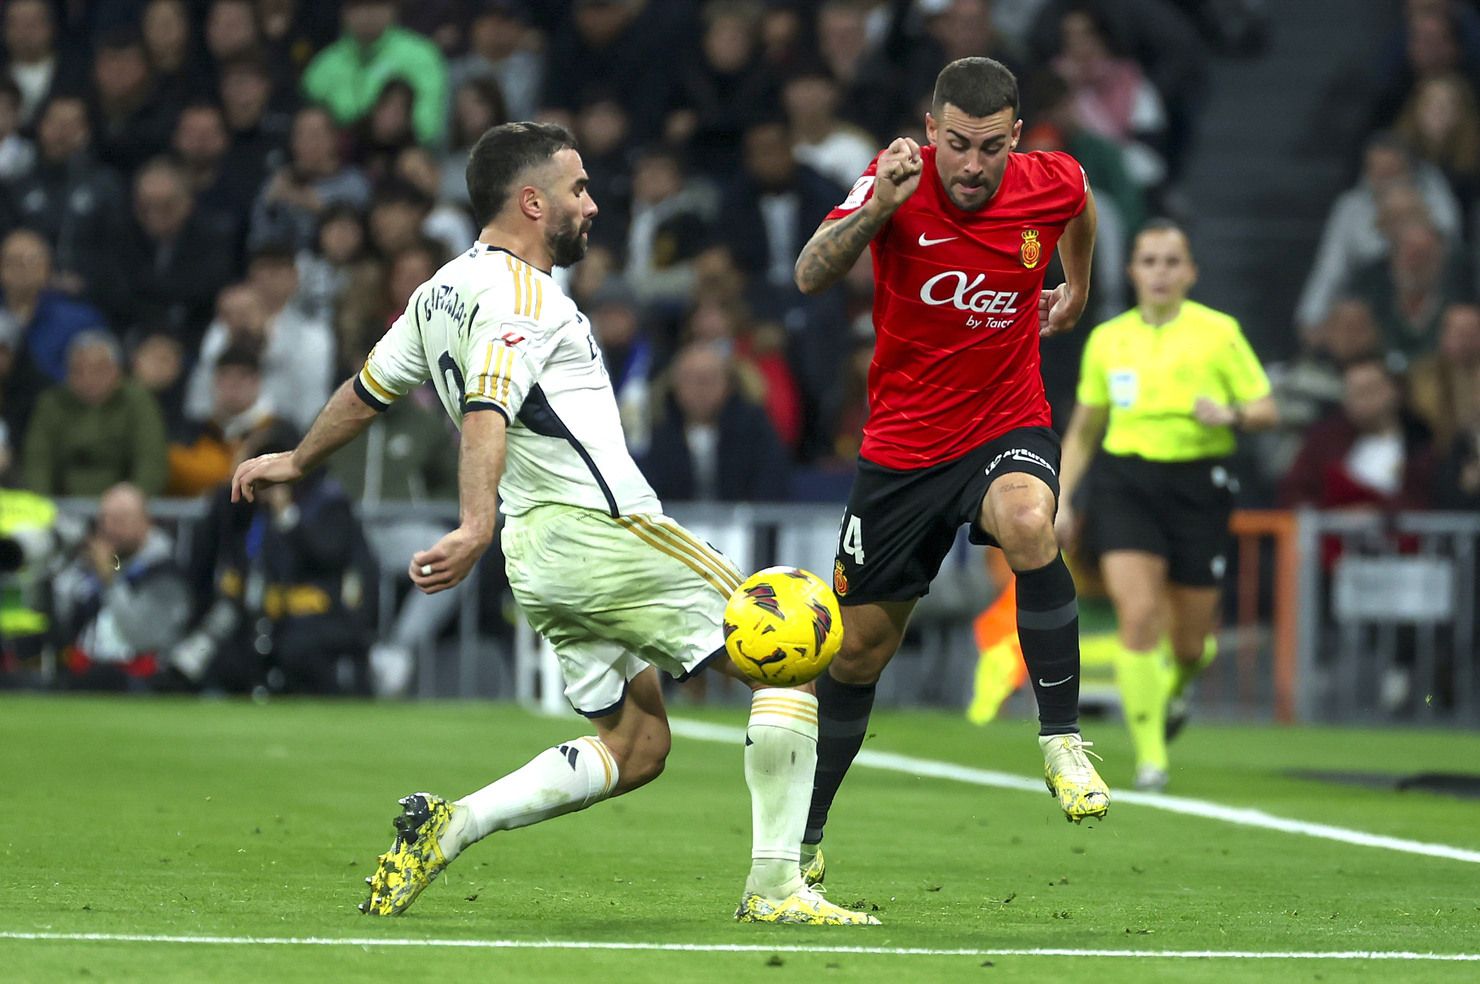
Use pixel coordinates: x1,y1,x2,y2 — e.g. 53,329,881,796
501,504,743,716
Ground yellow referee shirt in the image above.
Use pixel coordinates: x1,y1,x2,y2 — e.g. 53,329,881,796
1076,300,1271,462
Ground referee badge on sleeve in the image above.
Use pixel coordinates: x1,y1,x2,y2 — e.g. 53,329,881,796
1109,370,1138,408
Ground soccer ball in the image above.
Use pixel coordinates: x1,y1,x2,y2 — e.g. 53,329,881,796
723,566,843,687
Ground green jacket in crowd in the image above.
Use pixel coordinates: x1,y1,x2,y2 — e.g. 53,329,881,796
22,382,167,497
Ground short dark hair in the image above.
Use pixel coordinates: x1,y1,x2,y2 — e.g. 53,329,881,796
932,57,1019,119
216,341,262,374
1134,217,1193,252
465,121,577,227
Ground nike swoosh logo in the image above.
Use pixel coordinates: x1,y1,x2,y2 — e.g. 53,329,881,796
1039,675,1074,687
918,233,957,246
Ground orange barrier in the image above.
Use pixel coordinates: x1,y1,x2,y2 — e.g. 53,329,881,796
1228,510,1300,723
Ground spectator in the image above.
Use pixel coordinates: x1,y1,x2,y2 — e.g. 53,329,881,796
249,105,372,252
302,0,449,146
218,55,291,182
624,146,716,307
640,342,791,502
439,76,508,206
540,0,672,143
589,279,657,455
129,331,188,432
1259,299,1385,488
168,342,276,497
50,483,191,691
1352,218,1471,359
0,229,106,440
174,424,376,695
354,77,418,181
819,328,873,465
1371,6,1480,132
116,156,238,344
394,145,476,257
10,94,129,305
1279,355,1435,511
1394,72,1480,218
366,179,435,260
781,66,876,191
1433,398,1480,510
816,0,906,141
328,385,457,503
22,331,167,496
573,97,634,252
2,0,79,128
718,119,844,290
1051,6,1167,187
187,246,335,432
206,0,298,102
141,0,206,107
296,203,372,329
89,28,182,180
0,78,35,181
173,101,263,235
1410,301,1480,450
1298,132,1463,330
667,1,779,177
449,0,542,122
258,0,341,82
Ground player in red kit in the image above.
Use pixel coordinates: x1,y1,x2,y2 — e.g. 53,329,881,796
793,57,1109,889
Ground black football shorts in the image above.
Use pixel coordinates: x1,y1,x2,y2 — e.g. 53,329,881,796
1087,453,1235,587
831,427,1062,606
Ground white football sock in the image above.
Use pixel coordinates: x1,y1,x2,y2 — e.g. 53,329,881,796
441,736,619,861
743,688,819,899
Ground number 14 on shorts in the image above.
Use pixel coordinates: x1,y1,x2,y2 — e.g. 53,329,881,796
841,513,865,565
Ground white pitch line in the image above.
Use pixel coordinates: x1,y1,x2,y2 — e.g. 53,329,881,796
669,719,1480,865
1,932,1477,961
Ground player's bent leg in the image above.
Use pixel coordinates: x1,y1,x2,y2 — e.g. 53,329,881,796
801,599,913,879
359,674,665,917
1102,551,1171,790
979,475,1109,820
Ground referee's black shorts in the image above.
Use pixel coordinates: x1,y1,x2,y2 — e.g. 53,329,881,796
1087,453,1235,588
831,427,1062,606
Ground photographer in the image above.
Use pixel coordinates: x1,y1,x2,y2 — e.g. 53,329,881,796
49,483,191,690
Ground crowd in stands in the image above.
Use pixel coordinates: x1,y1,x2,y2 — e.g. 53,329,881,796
0,0,1472,695
1276,0,1480,516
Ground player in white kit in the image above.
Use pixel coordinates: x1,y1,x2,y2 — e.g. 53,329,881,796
231,122,875,925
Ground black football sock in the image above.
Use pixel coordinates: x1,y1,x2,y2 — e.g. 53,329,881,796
1014,552,1081,736
805,671,877,844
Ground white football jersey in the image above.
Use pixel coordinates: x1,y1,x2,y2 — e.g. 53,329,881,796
356,243,661,518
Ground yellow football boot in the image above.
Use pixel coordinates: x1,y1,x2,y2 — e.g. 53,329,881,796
735,885,879,925
799,845,826,889
359,793,454,916
1039,733,1111,823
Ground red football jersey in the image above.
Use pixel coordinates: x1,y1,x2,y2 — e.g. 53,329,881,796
827,146,1087,469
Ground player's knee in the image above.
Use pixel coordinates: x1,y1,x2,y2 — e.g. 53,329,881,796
1117,606,1161,650
832,629,894,684
606,721,671,791
995,501,1057,565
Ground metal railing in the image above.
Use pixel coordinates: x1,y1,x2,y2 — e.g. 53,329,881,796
33,499,1480,726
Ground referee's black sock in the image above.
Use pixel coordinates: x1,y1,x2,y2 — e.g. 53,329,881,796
805,671,876,844
1014,552,1081,737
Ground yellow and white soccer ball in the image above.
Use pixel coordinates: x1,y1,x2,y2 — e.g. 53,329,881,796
723,566,843,687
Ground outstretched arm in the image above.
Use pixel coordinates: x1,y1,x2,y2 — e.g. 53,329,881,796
231,379,378,502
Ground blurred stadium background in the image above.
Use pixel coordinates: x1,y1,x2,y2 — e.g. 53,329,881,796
5,3,1480,980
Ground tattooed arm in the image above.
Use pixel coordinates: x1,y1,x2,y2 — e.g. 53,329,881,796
794,206,892,295
795,136,922,295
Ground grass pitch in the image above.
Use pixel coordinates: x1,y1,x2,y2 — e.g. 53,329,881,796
2,694,1478,983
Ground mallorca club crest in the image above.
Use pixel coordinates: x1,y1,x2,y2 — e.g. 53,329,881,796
1020,229,1041,269
833,559,849,597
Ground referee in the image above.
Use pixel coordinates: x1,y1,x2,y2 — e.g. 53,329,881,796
1056,220,1277,791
